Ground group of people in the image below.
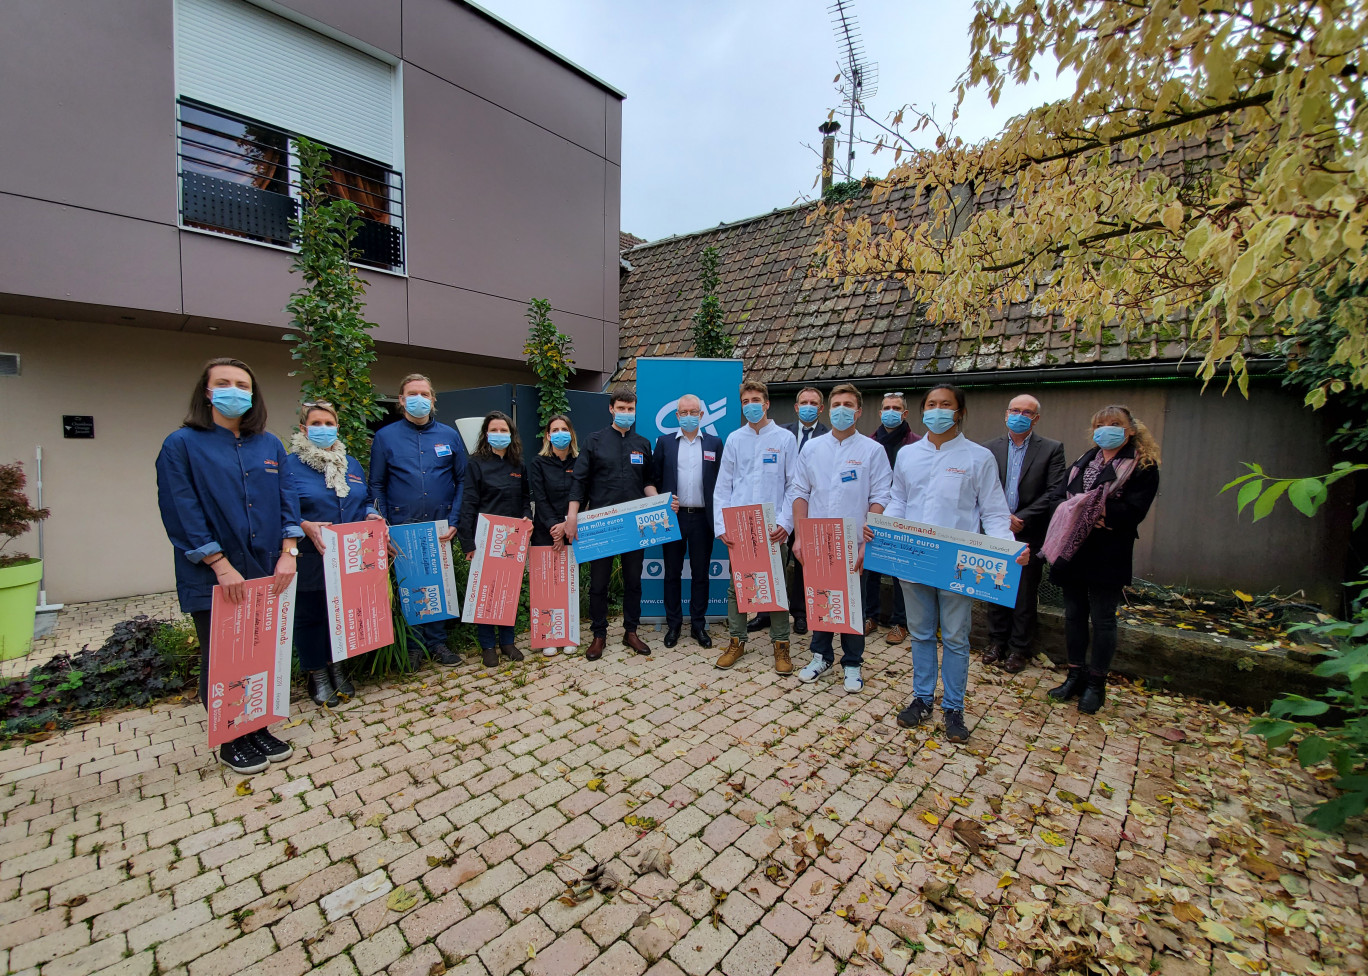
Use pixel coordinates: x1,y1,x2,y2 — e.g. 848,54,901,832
156,357,1160,774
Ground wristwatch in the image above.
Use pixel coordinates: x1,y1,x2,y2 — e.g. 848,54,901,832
284,547,299,557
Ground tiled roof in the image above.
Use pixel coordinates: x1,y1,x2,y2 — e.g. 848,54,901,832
614,136,1249,386
619,231,647,251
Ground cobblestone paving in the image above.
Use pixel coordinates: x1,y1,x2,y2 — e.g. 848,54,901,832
3,592,183,679
2,622,1364,976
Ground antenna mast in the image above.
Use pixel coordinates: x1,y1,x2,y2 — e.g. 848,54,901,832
829,0,878,180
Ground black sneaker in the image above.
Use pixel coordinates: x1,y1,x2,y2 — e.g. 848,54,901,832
247,729,294,762
896,698,934,729
942,709,970,743
481,647,499,668
219,737,269,775
430,643,461,666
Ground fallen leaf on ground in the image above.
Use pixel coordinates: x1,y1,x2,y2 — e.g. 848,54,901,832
951,818,989,854
235,781,253,796
387,887,418,912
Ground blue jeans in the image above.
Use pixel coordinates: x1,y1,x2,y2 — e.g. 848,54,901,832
810,629,864,667
477,624,516,650
901,581,974,711
417,621,450,649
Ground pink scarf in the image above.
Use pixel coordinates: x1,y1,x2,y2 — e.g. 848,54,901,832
1041,457,1135,564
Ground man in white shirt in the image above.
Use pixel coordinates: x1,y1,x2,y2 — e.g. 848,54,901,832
790,383,893,693
713,380,799,673
652,394,725,649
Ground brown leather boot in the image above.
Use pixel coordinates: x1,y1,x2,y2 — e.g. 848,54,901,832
623,632,650,655
586,636,606,661
715,638,744,670
773,641,792,675
982,644,1006,667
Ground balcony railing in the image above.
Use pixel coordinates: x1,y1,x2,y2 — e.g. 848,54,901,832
176,99,405,272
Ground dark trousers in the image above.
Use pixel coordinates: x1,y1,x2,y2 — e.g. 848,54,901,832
985,552,1044,654
786,542,806,623
590,549,643,638
417,620,449,649
862,571,907,626
811,629,864,667
192,610,213,709
662,509,713,630
477,623,517,649
1061,582,1123,675
292,589,333,671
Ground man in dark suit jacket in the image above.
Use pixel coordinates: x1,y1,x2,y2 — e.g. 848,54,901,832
983,394,1067,672
773,386,830,634
653,393,725,648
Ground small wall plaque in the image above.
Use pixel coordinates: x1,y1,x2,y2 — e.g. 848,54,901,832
63,416,95,439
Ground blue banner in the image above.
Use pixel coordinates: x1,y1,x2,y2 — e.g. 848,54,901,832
389,520,462,625
571,494,683,564
864,513,1027,608
636,357,744,619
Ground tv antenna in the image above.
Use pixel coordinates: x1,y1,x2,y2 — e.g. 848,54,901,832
829,0,877,180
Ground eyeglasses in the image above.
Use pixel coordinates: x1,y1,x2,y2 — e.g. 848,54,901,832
1006,407,1037,416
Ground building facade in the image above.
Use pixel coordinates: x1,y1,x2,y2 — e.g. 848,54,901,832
0,0,624,603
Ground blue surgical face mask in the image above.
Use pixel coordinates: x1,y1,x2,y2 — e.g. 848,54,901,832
306,425,339,448
797,404,819,424
829,405,856,431
1006,413,1034,434
549,430,573,450
209,387,252,419
613,411,635,429
1093,425,1127,450
678,414,701,432
881,409,903,428
923,408,957,434
742,402,765,424
487,432,512,450
404,394,432,419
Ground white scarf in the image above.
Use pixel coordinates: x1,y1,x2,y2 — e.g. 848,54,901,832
290,429,351,498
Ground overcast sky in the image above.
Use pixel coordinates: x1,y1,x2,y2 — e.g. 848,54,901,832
476,0,1076,242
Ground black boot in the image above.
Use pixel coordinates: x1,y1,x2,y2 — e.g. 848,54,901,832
1077,672,1107,714
307,668,340,708
327,662,355,698
1048,666,1086,701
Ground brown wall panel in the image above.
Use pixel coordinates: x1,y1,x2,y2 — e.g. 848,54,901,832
179,231,409,344
403,66,611,321
273,0,402,56
408,277,607,372
402,0,611,157
0,0,175,223
604,164,622,324
0,193,183,314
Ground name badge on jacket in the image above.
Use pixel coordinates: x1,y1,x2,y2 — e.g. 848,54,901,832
434,444,452,457
762,450,779,464
840,469,859,483
629,452,644,465
704,451,716,462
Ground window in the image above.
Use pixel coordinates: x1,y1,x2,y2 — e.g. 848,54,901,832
174,0,403,270
177,100,405,271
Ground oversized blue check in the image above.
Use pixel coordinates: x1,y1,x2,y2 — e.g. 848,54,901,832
864,513,1026,608
572,493,682,564
389,520,462,625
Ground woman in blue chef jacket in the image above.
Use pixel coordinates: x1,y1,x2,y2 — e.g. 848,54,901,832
285,400,383,708
155,357,304,776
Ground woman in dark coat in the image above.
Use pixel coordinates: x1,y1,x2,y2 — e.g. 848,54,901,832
458,411,532,667
527,414,578,657
285,400,381,708
1048,404,1161,714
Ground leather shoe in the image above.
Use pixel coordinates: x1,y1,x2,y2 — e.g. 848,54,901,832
747,613,771,633
863,618,878,637
792,615,808,635
664,627,681,648
691,626,712,649
623,632,650,655
982,644,1006,667
586,637,606,661
1002,651,1029,673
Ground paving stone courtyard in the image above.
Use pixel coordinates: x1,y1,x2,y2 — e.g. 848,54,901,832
1,616,1365,976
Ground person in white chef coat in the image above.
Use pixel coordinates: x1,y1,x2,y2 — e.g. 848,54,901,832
712,379,799,674
886,383,1031,744
789,383,892,694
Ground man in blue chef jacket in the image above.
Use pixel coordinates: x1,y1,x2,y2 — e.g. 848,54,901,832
369,373,468,666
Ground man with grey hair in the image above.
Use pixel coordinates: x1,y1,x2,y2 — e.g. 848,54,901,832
983,393,1066,672
653,394,724,648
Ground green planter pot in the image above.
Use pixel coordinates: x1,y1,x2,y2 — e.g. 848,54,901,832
0,559,43,662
